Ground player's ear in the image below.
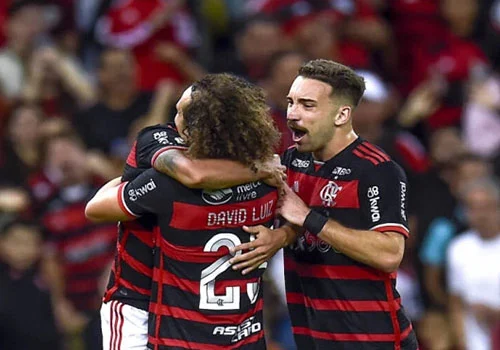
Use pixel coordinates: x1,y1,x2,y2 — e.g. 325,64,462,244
334,105,352,126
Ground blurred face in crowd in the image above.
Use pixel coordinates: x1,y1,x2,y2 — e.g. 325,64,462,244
0,224,42,272
287,76,342,158
99,49,136,92
174,86,193,141
429,127,466,166
6,4,43,53
267,53,305,110
8,106,41,147
463,187,500,239
294,17,336,60
45,137,88,186
238,20,283,66
441,0,478,37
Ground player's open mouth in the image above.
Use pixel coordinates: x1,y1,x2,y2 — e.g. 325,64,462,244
290,127,307,142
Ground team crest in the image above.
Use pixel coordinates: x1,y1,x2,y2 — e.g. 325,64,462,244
202,188,233,205
319,181,342,207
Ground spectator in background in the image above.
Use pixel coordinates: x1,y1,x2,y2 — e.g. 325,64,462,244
448,177,500,350
0,104,42,187
22,46,95,119
0,218,61,349
214,15,287,82
260,50,305,154
38,130,116,350
0,0,44,99
75,49,152,160
96,0,198,91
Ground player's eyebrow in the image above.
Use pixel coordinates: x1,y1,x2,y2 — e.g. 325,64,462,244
298,98,317,104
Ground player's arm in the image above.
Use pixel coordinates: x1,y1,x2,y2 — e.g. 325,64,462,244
277,162,408,273
85,169,168,222
153,149,283,189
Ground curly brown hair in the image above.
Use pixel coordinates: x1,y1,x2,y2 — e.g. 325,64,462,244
183,73,279,166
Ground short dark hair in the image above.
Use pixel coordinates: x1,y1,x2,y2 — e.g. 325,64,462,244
298,59,366,106
184,73,279,166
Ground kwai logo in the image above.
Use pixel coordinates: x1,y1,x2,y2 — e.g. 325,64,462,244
320,181,342,207
202,188,233,205
128,179,157,201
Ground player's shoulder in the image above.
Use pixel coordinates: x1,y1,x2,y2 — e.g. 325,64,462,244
351,139,405,175
136,123,184,146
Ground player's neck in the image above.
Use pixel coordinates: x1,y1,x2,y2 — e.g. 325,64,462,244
312,129,358,162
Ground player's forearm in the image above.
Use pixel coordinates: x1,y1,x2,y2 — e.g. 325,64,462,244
85,178,129,222
317,220,404,273
154,151,260,189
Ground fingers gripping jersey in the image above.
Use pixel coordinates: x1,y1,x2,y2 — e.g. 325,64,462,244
119,169,278,349
281,138,418,350
105,123,187,310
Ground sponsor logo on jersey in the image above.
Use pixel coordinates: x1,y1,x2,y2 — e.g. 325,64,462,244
128,179,157,201
212,316,262,343
153,131,169,145
291,158,310,168
202,188,233,205
174,136,185,144
367,186,380,222
332,166,351,176
320,181,342,207
400,181,407,221
235,181,261,201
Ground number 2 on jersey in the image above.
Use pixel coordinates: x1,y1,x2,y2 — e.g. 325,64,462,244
199,233,260,311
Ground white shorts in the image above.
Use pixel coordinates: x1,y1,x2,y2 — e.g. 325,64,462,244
100,300,148,350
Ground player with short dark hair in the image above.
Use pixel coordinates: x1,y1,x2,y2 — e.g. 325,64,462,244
231,59,419,349
86,73,281,349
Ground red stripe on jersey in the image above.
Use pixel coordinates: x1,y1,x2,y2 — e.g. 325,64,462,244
286,171,359,209
148,330,264,350
121,249,153,277
116,276,151,296
287,292,401,312
385,278,401,348
149,299,263,325
126,141,138,167
293,326,404,342
284,257,396,280
362,142,390,161
357,144,386,163
169,191,278,230
159,238,227,264
153,267,260,295
150,146,188,167
122,222,154,248
371,223,410,238
353,149,379,165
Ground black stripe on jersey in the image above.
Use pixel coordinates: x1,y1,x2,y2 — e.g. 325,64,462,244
284,273,389,301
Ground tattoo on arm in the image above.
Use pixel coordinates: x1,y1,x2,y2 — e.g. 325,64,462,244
155,150,181,176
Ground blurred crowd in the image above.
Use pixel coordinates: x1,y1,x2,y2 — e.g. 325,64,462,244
0,0,499,349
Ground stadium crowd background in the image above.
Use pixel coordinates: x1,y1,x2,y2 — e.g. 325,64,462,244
0,0,499,349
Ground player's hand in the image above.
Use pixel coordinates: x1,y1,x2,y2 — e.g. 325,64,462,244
277,184,310,227
229,225,287,275
258,154,286,188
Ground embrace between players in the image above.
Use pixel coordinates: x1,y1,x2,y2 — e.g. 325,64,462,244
86,60,419,350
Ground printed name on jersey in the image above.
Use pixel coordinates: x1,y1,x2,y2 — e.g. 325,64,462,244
332,166,352,176
400,181,407,221
212,316,262,343
128,179,157,201
202,188,234,205
207,200,274,226
235,182,261,201
367,186,380,222
291,158,310,168
320,181,342,207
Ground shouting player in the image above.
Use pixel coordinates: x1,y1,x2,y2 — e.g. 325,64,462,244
86,73,281,349
231,60,419,350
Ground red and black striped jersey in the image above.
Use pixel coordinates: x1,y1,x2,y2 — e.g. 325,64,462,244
119,169,278,349
281,138,418,350
104,123,187,310
42,184,116,313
